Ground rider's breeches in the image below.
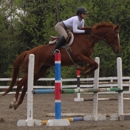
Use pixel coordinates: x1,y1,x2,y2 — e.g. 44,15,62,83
55,22,68,40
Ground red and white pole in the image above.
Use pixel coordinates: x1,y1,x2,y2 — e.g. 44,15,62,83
74,69,84,101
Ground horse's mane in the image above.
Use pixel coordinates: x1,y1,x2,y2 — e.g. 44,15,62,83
93,22,115,29
80,22,115,30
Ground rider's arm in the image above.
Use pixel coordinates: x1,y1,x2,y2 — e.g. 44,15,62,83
72,18,85,33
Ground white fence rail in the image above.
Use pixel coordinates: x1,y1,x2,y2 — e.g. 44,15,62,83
0,77,130,94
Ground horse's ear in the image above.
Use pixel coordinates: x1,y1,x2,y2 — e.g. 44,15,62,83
114,25,121,31
117,25,121,29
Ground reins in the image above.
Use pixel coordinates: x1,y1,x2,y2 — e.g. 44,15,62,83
88,28,117,45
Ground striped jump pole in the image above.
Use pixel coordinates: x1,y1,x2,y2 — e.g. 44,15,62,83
32,88,54,94
83,97,130,101
62,88,122,93
46,50,70,126
74,57,100,102
54,51,62,119
74,70,84,101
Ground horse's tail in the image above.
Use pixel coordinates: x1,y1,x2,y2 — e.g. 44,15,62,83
1,51,28,96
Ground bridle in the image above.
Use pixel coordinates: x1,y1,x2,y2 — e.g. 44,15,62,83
88,28,118,47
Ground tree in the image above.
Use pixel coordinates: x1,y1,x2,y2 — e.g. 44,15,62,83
1,0,130,78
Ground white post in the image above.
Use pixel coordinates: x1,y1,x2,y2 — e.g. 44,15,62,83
84,57,106,121
93,57,100,121
111,57,124,120
26,54,35,126
117,57,123,115
17,54,36,126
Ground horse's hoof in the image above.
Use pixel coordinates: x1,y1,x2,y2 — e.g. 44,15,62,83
14,104,18,110
9,104,13,109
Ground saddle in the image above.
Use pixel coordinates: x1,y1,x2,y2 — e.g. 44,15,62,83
49,32,74,48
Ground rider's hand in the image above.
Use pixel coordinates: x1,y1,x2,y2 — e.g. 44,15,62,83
85,30,91,34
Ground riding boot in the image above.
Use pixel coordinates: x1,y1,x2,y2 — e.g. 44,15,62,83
51,36,66,55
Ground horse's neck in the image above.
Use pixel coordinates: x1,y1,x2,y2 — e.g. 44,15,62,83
95,27,112,37
92,27,112,43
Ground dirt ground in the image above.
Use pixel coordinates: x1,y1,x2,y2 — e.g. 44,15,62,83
0,93,130,130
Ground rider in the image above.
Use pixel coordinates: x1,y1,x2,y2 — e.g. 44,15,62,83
51,7,90,55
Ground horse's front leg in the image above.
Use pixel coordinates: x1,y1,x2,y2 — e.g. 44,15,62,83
76,64,97,75
84,62,98,75
76,64,92,72
76,65,86,71
76,54,98,75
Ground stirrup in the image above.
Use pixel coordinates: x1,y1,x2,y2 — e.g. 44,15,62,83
51,49,60,55
51,51,55,55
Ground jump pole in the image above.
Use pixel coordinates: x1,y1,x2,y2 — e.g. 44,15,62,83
74,57,98,101
74,70,84,101
46,51,70,126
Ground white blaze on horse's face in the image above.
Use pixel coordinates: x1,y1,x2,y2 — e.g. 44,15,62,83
117,33,120,47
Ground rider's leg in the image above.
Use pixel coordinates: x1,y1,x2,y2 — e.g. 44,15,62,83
51,22,68,55
51,36,66,55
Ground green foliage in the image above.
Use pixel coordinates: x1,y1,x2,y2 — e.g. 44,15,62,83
0,11,16,77
0,0,130,78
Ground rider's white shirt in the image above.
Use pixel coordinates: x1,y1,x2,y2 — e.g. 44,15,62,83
62,16,85,33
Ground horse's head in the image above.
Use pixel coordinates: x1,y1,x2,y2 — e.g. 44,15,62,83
104,25,120,54
92,22,120,54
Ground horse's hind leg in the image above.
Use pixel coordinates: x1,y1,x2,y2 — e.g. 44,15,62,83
9,80,23,109
13,65,50,110
14,75,38,110
9,74,28,109
14,84,27,110
37,65,50,78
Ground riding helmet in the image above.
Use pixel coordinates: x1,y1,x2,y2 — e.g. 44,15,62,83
76,7,87,15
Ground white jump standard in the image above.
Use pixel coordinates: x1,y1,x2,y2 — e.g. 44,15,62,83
84,57,130,121
17,53,70,126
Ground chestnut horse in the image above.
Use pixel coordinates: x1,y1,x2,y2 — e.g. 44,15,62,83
2,22,120,110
